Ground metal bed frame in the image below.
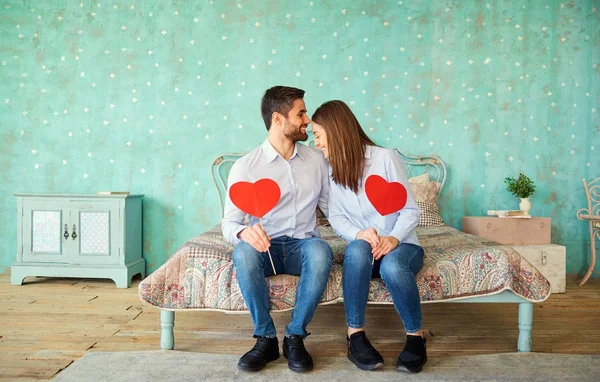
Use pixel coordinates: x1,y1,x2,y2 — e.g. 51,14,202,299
158,150,535,352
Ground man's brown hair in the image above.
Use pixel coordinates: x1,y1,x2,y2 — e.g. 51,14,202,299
312,100,376,193
261,86,305,131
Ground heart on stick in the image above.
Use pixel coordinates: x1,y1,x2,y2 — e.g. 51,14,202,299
365,174,408,216
229,179,281,218
229,178,281,275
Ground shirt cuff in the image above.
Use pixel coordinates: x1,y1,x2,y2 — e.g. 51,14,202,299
231,225,247,246
346,227,362,242
389,228,407,243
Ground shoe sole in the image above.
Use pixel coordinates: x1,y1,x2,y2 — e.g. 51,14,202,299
237,354,280,372
396,355,427,373
347,352,384,371
283,348,313,372
396,363,423,373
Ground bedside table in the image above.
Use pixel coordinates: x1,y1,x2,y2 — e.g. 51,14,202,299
11,193,145,288
461,216,550,245
461,216,565,293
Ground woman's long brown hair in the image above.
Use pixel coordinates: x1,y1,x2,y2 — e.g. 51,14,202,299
312,100,376,193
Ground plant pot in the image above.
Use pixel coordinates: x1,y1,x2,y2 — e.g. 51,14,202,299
519,198,531,216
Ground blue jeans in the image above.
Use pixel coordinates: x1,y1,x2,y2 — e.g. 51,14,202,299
343,240,424,333
232,236,333,338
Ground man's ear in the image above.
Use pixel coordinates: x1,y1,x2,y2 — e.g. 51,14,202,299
272,112,281,128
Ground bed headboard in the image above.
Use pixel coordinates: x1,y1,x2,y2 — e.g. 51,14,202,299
211,150,447,217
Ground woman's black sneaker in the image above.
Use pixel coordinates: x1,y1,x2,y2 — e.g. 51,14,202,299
396,335,427,373
347,331,384,370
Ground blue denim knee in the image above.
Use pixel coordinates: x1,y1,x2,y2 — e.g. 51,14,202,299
342,240,373,328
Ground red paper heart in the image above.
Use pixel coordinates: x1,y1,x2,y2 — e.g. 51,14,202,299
229,179,281,218
365,174,408,216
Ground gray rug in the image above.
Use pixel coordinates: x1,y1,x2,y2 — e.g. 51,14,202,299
53,351,599,381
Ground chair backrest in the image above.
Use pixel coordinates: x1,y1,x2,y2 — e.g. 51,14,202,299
577,177,600,225
211,150,447,218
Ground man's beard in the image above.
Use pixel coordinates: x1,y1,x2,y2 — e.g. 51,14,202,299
283,120,308,142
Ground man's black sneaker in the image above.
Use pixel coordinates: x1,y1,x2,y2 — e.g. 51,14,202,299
283,335,313,372
237,336,279,372
347,331,384,370
396,335,427,373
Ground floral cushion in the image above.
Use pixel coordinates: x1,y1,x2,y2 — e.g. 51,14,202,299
408,173,430,184
408,179,445,227
409,180,441,204
138,224,551,312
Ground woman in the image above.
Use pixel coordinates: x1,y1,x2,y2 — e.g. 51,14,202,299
311,100,426,373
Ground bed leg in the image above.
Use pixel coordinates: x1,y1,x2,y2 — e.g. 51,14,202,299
160,310,175,350
518,303,533,352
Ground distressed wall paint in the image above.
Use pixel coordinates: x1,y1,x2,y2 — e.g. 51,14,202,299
1,1,598,277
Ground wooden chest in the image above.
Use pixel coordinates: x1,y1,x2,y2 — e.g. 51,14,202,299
511,245,566,293
461,217,551,245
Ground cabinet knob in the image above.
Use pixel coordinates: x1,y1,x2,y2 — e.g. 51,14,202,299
540,222,544,228
486,222,491,229
540,250,547,265
71,224,77,240
63,224,69,240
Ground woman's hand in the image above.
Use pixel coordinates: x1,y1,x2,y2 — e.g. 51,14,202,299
355,228,379,248
372,236,399,260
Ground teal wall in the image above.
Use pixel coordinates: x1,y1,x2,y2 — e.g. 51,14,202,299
1,1,598,277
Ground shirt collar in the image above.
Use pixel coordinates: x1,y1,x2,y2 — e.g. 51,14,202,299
261,139,302,163
291,143,302,160
364,144,373,159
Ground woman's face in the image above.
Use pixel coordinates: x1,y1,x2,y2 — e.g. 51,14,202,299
311,122,329,159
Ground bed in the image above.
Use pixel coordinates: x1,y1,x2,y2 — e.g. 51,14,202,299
138,151,551,352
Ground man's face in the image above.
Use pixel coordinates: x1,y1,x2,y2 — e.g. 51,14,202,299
282,99,311,142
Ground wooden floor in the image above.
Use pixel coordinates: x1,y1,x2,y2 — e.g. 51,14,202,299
1,274,599,381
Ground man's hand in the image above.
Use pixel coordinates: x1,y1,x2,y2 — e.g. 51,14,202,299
356,227,379,248
239,224,271,252
372,236,399,260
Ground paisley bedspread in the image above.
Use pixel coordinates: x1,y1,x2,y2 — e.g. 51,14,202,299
138,224,551,312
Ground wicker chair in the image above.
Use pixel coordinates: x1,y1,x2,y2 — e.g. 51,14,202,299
576,177,600,286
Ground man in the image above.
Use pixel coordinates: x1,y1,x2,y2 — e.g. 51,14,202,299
222,86,333,373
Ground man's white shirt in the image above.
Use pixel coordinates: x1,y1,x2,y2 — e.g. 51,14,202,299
222,139,330,245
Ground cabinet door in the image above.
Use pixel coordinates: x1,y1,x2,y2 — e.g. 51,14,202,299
22,199,69,263
69,200,121,265
513,245,566,293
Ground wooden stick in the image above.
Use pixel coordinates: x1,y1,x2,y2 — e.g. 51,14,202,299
260,218,277,275
372,215,383,265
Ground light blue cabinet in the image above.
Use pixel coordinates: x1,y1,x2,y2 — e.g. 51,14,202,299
11,194,145,288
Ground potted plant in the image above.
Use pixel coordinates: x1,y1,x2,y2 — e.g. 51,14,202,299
504,173,536,215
